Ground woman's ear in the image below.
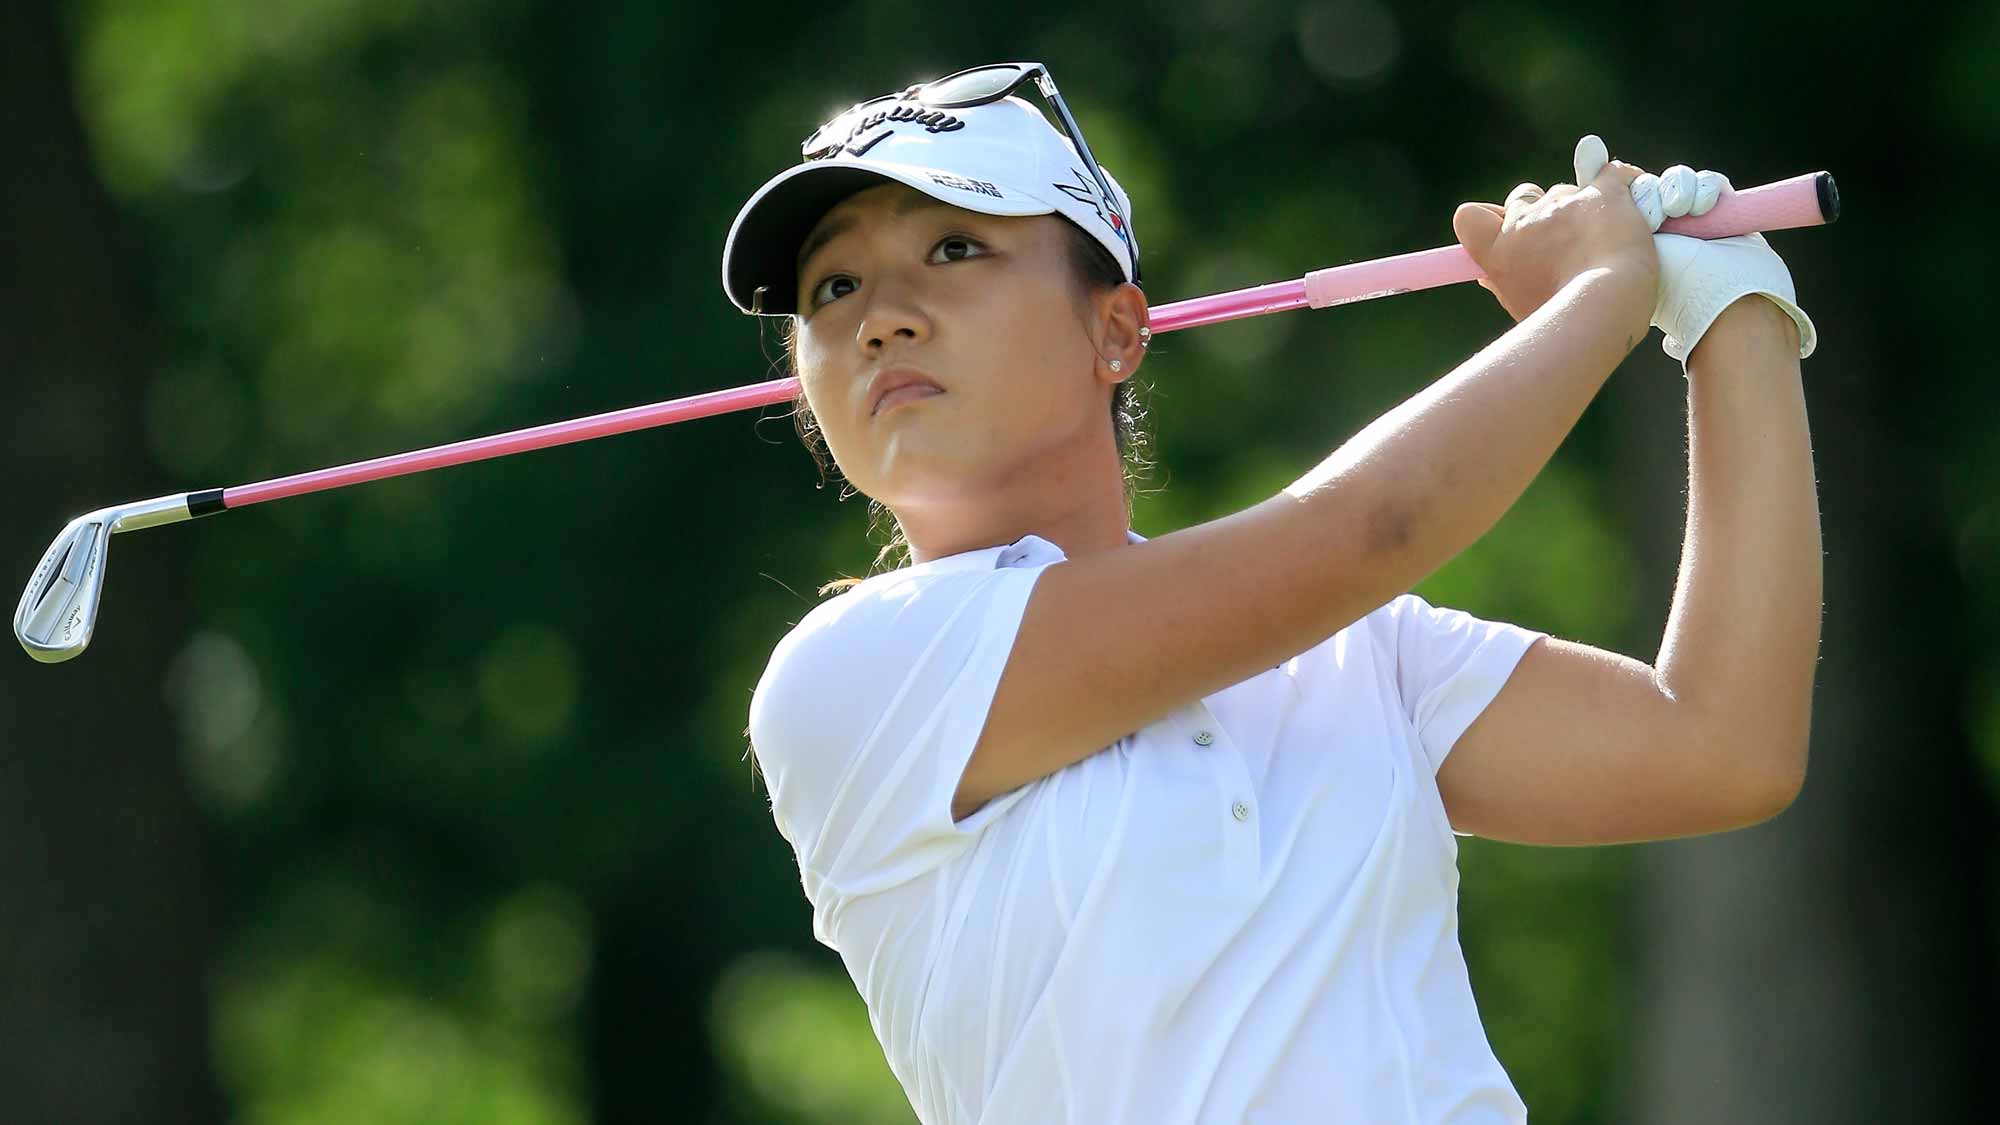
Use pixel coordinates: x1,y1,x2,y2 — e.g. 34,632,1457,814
1094,281,1150,384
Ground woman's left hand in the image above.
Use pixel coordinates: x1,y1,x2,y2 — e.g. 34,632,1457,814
1574,137,1818,374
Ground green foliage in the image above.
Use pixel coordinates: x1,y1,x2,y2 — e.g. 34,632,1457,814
710,954,917,1124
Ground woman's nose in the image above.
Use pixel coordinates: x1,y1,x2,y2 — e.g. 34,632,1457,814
856,278,931,352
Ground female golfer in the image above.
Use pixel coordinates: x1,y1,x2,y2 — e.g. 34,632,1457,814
729,63,1821,1123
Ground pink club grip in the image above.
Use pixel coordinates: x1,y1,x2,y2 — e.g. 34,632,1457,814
1293,171,1838,314
1658,172,1837,240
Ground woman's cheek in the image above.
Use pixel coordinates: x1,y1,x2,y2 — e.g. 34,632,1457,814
794,346,843,422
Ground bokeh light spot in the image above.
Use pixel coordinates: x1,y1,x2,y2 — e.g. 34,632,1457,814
478,625,581,746
486,886,593,1025
1299,0,1404,89
168,631,279,807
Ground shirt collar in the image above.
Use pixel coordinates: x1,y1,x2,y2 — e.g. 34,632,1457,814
903,527,1149,578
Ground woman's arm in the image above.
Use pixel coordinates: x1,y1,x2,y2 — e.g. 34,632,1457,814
1437,294,1822,843
1667,295,1821,791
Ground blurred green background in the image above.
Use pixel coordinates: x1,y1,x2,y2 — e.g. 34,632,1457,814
2,1,1990,1122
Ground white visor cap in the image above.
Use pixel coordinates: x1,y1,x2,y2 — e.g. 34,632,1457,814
721,94,1138,316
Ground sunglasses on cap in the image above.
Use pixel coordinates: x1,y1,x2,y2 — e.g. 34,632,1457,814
800,62,1139,284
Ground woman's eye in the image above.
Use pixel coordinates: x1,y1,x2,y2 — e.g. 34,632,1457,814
930,235,984,263
811,275,858,307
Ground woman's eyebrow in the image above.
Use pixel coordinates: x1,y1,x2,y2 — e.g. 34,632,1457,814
797,217,855,273
797,197,967,273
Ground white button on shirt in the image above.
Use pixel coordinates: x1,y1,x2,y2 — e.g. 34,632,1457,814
748,530,1546,1124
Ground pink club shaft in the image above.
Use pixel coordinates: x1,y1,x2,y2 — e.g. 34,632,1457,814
221,171,1836,510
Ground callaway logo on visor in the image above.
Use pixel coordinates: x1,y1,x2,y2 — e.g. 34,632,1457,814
828,103,967,159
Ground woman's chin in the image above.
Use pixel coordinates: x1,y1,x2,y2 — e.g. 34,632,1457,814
870,456,993,509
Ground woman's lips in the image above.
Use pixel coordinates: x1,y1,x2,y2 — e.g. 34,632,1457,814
873,384,945,416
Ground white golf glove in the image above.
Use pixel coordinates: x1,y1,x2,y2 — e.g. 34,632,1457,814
1574,135,1817,374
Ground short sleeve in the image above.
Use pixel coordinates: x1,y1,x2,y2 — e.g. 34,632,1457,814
1383,594,1545,774
747,564,1050,912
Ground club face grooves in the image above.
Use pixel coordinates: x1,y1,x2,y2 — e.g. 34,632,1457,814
26,535,69,616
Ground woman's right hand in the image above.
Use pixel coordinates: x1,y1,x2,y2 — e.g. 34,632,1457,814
1452,135,1659,327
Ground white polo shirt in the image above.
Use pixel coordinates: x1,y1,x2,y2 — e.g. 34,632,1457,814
748,529,1545,1124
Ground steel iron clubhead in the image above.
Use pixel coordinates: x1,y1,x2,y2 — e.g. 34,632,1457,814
15,495,196,663
16,512,113,663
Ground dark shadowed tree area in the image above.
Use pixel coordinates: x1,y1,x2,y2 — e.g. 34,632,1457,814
1,4,215,1122
3,0,1990,1121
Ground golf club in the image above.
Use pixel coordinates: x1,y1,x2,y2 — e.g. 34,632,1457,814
16,171,1838,663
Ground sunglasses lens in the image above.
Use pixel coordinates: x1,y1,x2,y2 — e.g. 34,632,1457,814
922,65,1025,104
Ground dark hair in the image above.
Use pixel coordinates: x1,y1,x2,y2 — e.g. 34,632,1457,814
778,219,1155,596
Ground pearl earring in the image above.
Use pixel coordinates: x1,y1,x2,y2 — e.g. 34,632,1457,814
1109,359,1123,373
